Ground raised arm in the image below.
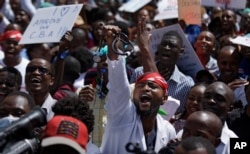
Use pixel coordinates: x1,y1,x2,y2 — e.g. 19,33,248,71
137,17,158,73
103,25,133,119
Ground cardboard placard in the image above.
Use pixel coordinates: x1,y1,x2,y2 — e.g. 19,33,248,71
154,0,178,21
118,0,151,13
178,0,201,25
201,0,246,9
230,35,250,47
19,4,83,44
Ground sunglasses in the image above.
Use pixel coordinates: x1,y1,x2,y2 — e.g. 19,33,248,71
26,66,51,75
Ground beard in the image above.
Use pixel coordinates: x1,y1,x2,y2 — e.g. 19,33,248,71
136,107,152,116
134,102,152,116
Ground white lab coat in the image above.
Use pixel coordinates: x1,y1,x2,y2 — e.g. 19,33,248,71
100,56,176,154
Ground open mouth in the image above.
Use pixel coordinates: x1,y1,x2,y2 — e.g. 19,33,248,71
31,77,41,84
162,53,170,58
5,48,15,54
140,94,151,103
201,44,207,50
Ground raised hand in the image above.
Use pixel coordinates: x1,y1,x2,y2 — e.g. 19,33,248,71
59,31,73,53
137,17,151,51
227,79,249,90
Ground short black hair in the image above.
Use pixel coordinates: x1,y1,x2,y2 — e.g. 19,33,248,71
112,21,129,36
63,55,81,81
0,67,22,90
7,91,36,109
71,47,94,73
52,97,94,134
162,30,183,46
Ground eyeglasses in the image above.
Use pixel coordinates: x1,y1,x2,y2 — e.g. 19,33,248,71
26,66,51,75
0,80,16,87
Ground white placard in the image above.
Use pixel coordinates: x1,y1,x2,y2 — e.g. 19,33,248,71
201,0,246,9
154,0,178,21
230,35,250,47
118,0,151,13
150,24,204,78
19,4,83,44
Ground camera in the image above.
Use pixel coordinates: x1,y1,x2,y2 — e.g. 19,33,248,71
2,138,39,154
0,106,47,153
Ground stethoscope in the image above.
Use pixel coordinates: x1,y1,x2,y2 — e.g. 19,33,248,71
92,32,134,63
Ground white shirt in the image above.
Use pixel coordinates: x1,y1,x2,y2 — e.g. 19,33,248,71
234,85,248,107
100,56,176,154
216,122,238,154
41,94,57,121
73,72,86,89
206,56,219,74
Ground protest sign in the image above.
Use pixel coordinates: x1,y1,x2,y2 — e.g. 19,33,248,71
19,4,83,44
150,24,204,78
178,0,201,25
153,0,178,21
230,35,250,47
201,0,246,9
118,0,151,13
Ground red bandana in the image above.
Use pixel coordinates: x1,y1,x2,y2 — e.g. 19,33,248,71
136,72,168,94
0,30,22,42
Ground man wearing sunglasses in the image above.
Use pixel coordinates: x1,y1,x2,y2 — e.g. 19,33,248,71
25,58,56,121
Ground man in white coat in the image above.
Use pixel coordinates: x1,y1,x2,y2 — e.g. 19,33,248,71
100,18,176,154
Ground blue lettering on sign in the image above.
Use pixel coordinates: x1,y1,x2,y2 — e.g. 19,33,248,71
53,8,58,16
32,18,61,27
72,6,79,13
30,31,54,39
60,7,70,16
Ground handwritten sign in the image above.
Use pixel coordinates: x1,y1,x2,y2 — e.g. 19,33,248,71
178,0,201,25
149,24,204,78
201,0,246,9
118,0,151,13
19,4,83,44
154,0,178,21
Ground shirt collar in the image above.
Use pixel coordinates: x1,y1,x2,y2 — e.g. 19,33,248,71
169,65,181,83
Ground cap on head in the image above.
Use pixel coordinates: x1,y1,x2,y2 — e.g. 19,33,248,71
41,115,88,154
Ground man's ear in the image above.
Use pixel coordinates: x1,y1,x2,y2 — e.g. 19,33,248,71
161,95,168,105
179,47,184,56
49,76,55,86
212,45,216,52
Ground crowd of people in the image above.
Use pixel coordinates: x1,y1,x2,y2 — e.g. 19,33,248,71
1,0,250,154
